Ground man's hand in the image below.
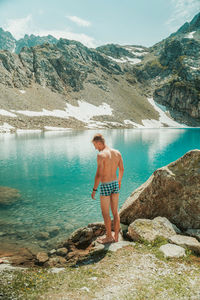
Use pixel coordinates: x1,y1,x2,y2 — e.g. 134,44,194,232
91,191,96,200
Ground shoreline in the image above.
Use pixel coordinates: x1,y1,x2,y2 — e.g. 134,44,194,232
1,126,200,136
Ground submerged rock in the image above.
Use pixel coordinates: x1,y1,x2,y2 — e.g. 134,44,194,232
35,231,50,240
128,217,180,242
119,150,200,230
0,186,20,205
46,226,60,237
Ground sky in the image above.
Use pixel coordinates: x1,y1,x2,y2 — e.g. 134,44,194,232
0,0,199,48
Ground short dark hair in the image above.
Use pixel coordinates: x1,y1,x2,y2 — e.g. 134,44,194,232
92,133,105,144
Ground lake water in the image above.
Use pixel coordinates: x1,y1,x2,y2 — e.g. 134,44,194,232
0,128,200,252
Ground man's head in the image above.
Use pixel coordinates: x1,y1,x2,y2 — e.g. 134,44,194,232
92,133,105,151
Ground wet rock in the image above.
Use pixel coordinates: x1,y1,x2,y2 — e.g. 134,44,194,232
128,217,179,242
56,247,68,256
0,186,20,205
63,222,105,249
36,252,49,264
169,235,200,254
159,244,186,258
10,248,35,266
120,150,200,230
49,249,56,256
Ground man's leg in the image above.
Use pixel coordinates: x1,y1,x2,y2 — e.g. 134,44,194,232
110,193,120,242
98,195,114,243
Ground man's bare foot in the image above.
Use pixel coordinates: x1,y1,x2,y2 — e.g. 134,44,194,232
112,230,120,242
96,236,115,244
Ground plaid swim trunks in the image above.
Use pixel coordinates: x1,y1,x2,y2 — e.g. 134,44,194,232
100,180,120,196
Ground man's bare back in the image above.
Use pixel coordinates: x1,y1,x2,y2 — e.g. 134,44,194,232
97,147,122,183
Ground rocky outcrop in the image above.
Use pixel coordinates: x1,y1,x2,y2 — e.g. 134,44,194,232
0,29,58,54
0,39,123,93
15,34,58,54
119,150,200,230
154,80,200,120
0,28,16,52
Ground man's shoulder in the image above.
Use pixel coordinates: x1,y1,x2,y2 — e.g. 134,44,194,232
111,148,121,156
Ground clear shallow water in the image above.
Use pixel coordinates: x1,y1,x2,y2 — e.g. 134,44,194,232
0,128,200,252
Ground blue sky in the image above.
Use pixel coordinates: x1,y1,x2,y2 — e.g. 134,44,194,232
0,0,199,47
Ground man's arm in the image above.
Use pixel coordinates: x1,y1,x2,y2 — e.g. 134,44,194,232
118,154,124,189
91,154,104,199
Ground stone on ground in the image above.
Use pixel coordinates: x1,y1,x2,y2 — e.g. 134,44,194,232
159,244,186,258
169,235,200,254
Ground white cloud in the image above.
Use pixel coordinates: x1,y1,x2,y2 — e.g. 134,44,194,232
3,15,96,48
166,0,200,32
4,15,33,39
67,15,91,27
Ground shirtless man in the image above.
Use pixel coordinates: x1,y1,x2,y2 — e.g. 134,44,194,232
91,133,124,244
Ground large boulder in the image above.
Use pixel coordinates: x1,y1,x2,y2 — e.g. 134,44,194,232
119,150,200,230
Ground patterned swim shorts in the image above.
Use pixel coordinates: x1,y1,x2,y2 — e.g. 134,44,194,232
100,180,120,196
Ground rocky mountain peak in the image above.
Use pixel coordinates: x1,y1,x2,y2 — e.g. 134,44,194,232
0,27,16,52
172,11,200,36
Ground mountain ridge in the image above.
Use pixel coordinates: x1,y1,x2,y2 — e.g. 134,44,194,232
0,12,199,132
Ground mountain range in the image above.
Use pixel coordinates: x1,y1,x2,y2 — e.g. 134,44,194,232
0,12,199,132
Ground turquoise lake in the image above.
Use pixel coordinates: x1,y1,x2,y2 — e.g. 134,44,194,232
0,128,200,252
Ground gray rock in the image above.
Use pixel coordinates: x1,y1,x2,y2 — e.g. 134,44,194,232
128,217,179,242
36,252,49,263
91,240,134,254
49,267,65,274
169,235,200,254
49,249,57,256
159,244,186,258
120,150,200,230
105,241,135,252
185,229,200,242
